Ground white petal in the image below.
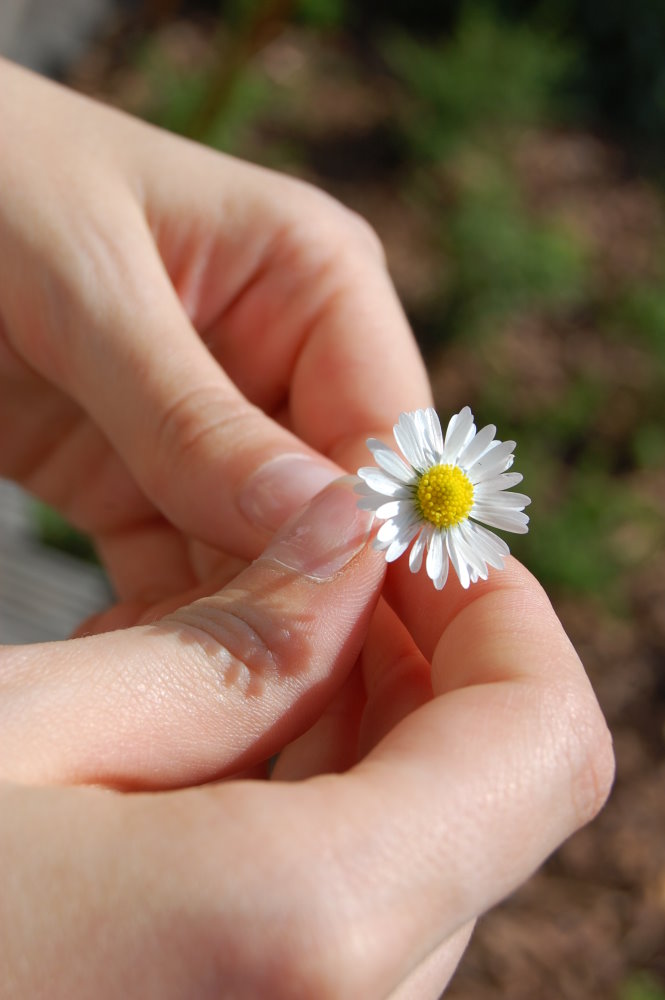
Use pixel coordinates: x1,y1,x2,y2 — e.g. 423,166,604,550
366,436,390,456
377,519,401,544
459,521,492,580
353,479,375,495
433,551,449,590
462,520,509,567
372,536,391,552
354,480,377,497
367,441,415,483
426,529,444,582
473,490,531,510
468,440,516,483
385,539,407,562
413,408,443,465
472,507,530,533
357,495,388,511
409,530,427,573
473,471,523,494
393,505,421,533
458,423,496,470
375,500,402,520
424,407,444,459
355,479,389,508
376,504,421,544
446,529,470,589
414,409,434,465
442,406,476,464
451,523,488,582
393,411,427,468
385,521,420,562
357,468,408,497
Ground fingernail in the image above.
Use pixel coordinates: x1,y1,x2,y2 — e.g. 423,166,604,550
260,477,374,581
238,454,340,533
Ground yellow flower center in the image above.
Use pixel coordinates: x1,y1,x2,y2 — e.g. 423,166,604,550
415,464,474,528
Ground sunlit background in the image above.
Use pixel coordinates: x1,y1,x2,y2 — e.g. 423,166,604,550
1,2,665,997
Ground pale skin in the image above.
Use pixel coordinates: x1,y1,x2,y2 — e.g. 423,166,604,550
0,59,614,998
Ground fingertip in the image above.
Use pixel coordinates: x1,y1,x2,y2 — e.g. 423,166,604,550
384,552,543,662
428,558,578,695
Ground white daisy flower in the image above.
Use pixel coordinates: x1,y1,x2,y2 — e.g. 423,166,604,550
355,406,530,590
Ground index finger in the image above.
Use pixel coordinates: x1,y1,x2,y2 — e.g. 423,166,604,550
73,138,430,555
144,149,432,472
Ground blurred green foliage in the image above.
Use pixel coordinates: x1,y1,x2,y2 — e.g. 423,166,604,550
384,6,575,160
543,0,665,154
444,170,587,334
513,468,624,597
35,504,98,564
621,971,665,1000
136,24,271,148
302,0,665,158
384,6,587,340
633,422,665,470
217,0,665,155
473,348,661,608
295,0,347,29
611,284,665,368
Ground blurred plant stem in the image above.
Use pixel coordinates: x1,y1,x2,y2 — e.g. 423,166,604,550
183,0,294,142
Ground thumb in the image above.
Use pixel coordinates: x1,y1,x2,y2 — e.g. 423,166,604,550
0,479,383,789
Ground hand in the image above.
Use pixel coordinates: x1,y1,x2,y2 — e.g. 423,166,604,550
0,484,614,996
0,57,430,625
0,59,613,998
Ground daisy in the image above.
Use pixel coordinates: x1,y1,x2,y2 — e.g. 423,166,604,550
355,406,530,590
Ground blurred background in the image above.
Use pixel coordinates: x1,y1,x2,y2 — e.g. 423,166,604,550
1,1,665,996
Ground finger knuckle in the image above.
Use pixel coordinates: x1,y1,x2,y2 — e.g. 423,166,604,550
168,595,287,695
291,179,386,265
339,207,386,263
548,679,615,829
148,388,247,491
273,895,373,1000
568,694,615,827
329,207,386,267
